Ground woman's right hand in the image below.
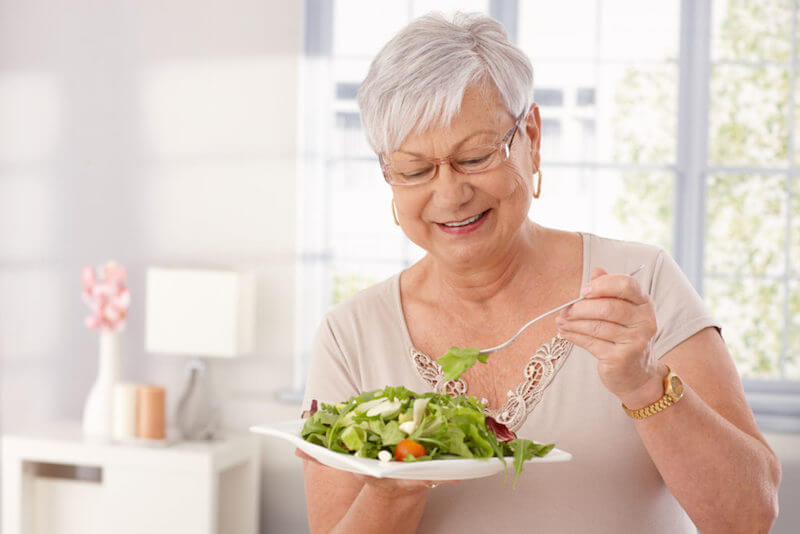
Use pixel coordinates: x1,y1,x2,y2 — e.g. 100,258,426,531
299,409,459,532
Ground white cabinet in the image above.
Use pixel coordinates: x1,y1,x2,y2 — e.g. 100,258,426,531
1,420,260,534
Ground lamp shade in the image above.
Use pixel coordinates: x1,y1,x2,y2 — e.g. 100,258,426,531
145,267,255,358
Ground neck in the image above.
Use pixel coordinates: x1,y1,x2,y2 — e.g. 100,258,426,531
429,220,542,306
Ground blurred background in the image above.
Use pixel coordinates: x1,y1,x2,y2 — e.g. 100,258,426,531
1,0,798,532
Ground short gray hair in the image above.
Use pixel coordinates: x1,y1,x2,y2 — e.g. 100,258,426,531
357,11,534,156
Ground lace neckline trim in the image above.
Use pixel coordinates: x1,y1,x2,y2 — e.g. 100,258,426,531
391,232,590,432
408,335,573,432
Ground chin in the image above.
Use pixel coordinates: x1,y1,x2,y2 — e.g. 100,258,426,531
434,238,501,268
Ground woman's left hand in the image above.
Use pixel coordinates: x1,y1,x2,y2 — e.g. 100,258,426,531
556,267,665,408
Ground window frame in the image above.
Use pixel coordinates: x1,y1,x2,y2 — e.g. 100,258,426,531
289,0,800,431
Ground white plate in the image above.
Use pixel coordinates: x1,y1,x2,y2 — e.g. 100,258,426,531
250,419,572,480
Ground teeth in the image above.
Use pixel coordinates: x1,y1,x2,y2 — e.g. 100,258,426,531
443,212,483,227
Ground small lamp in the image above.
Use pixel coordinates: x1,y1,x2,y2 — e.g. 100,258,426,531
145,267,255,440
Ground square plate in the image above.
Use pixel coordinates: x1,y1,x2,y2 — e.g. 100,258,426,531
250,419,572,480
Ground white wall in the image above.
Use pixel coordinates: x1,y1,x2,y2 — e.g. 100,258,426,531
1,2,799,533
0,0,308,531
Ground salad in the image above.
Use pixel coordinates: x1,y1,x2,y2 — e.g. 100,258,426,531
302,385,554,487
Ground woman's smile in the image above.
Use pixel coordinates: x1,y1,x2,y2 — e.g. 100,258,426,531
435,208,491,235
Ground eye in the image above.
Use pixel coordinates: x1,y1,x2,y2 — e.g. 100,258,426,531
459,155,490,165
402,168,432,179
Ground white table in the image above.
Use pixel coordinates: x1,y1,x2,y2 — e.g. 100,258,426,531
1,420,260,534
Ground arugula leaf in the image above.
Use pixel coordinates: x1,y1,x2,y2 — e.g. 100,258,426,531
437,346,489,381
507,439,535,489
506,438,555,488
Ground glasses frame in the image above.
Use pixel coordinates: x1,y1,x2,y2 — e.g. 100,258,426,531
379,109,527,186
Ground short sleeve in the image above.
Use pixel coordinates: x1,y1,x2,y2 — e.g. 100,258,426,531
300,314,360,416
649,248,722,359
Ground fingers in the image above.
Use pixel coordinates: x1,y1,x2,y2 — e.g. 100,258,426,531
355,474,460,490
556,317,631,344
560,297,636,326
556,328,616,355
295,448,319,465
582,270,648,305
590,266,607,281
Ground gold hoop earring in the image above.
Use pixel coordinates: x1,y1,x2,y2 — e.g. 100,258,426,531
532,168,542,199
391,199,400,226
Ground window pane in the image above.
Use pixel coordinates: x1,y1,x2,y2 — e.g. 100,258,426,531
712,0,793,63
533,62,677,164
793,177,800,277
331,58,375,158
705,174,787,277
705,277,784,379
518,0,597,60
333,1,409,57
532,167,673,252
709,65,790,167
599,0,679,61
331,259,406,304
329,160,410,261
520,0,678,61
607,64,677,165
796,79,800,166
789,280,800,379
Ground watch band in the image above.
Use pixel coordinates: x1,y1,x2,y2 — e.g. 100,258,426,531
622,394,676,419
621,365,682,420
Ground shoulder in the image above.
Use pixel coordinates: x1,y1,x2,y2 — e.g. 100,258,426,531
584,232,664,266
582,232,674,295
319,273,402,341
312,273,408,385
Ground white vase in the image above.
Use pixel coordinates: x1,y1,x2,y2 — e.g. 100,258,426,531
82,329,120,441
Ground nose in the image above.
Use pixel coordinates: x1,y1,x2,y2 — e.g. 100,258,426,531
432,161,473,207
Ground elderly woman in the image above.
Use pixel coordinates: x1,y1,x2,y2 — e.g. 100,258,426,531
298,12,780,534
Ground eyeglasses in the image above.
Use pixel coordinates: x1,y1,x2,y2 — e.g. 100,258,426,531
379,110,526,187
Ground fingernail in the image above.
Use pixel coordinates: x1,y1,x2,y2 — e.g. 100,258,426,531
581,285,592,296
556,316,566,326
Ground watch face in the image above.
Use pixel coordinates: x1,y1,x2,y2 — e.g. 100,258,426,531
670,375,684,397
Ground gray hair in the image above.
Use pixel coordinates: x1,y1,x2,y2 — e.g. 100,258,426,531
357,11,534,156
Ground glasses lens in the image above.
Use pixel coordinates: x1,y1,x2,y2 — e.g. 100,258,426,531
452,145,503,174
388,160,436,185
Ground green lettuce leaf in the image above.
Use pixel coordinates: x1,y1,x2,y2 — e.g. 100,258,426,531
367,419,405,446
341,425,366,452
437,346,489,381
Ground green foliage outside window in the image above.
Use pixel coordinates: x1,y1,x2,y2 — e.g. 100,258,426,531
612,0,797,379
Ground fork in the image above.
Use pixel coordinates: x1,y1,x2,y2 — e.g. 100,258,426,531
477,264,646,356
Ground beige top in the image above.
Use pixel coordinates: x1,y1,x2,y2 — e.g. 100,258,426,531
302,232,720,533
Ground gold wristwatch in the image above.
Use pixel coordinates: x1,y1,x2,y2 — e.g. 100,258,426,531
622,365,684,420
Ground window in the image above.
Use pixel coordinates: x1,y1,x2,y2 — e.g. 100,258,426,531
704,0,798,386
296,1,800,425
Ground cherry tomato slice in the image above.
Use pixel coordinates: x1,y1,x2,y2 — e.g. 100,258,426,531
395,439,426,461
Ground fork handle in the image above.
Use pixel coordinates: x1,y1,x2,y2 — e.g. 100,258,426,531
478,264,645,355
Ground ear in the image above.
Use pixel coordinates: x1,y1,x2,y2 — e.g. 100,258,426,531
524,102,542,170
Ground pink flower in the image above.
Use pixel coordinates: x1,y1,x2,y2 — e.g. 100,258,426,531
82,266,96,290
81,261,131,332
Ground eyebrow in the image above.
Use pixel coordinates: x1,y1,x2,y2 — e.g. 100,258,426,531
394,129,502,158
